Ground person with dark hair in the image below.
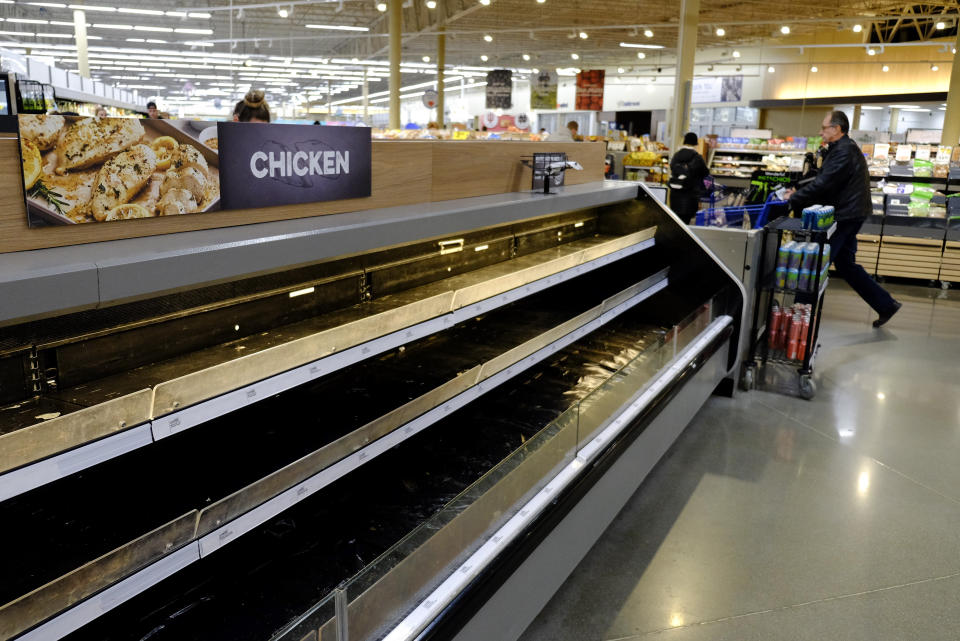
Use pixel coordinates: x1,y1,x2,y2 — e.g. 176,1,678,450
668,132,709,224
785,110,901,327
232,99,244,122
146,101,162,119
237,89,270,123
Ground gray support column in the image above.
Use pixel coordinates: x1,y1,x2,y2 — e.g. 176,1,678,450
437,28,445,127
852,104,862,130
362,67,369,121
942,33,960,146
670,0,700,151
888,107,900,136
389,0,402,129
73,10,89,78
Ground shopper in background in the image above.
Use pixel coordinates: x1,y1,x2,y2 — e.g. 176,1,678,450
784,110,901,327
146,101,162,119
550,120,580,142
95,106,108,118
668,132,709,224
232,99,243,122
237,89,270,123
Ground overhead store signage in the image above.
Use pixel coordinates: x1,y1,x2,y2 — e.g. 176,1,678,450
530,70,558,110
691,76,743,103
11,114,370,227
486,69,513,109
575,70,605,111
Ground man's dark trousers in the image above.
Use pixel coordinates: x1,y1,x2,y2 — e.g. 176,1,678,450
830,219,897,315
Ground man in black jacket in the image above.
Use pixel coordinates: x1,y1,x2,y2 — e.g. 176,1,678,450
669,132,710,224
786,111,901,327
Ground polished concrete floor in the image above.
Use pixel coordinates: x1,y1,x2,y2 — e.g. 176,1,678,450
520,279,960,641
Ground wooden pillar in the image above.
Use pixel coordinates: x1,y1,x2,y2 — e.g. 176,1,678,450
670,0,700,151
389,0,402,129
942,32,960,146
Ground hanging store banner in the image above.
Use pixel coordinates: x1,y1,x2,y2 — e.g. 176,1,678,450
692,76,743,103
485,69,513,109
15,114,371,226
575,70,605,111
530,70,558,110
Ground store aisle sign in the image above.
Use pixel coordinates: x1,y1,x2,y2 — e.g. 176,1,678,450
12,114,371,227
531,70,558,110
486,69,513,109
575,70,605,111
692,76,743,103
219,121,371,210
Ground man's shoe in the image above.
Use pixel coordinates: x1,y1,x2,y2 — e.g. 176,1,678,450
873,301,902,328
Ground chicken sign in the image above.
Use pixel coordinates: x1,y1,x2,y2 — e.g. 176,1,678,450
13,115,371,226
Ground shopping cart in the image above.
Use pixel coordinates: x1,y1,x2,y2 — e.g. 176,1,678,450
696,193,790,229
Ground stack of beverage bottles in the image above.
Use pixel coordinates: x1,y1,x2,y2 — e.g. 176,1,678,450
775,239,830,292
800,204,835,230
768,301,812,362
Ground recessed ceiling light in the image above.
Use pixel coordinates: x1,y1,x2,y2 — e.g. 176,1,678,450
579,31,588,39
277,7,289,17
422,55,430,62
484,34,492,42
571,52,579,59
376,2,387,10
426,0,436,7
637,52,645,59
532,67,538,73
866,48,876,55
732,50,740,58
522,53,530,61
644,29,653,38
936,21,946,30
536,0,545,3
617,67,625,73
852,23,862,32
780,25,790,34
479,0,490,5
767,65,775,72
715,27,725,36
810,65,818,72
932,64,939,71
881,64,889,72
480,54,488,61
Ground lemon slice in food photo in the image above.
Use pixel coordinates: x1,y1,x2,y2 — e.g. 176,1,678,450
21,139,42,190
151,136,178,171
104,203,152,221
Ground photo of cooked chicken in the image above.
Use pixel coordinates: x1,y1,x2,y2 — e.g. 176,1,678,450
160,167,206,203
157,188,198,216
20,114,66,151
21,115,221,226
172,143,210,177
88,144,159,221
56,117,146,172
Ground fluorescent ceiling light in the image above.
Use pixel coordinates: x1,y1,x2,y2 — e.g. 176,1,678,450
0,30,35,36
134,25,173,32
619,42,664,49
94,23,134,30
118,8,163,15
28,2,67,7
188,12,211,18
69,4,117,11
175,28,213,34
8,18,50,24
889,104,919,108
37,32,74,37
860,106,883,110
305,24,369,31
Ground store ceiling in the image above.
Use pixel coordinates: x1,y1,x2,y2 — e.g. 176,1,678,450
0,0,957,112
